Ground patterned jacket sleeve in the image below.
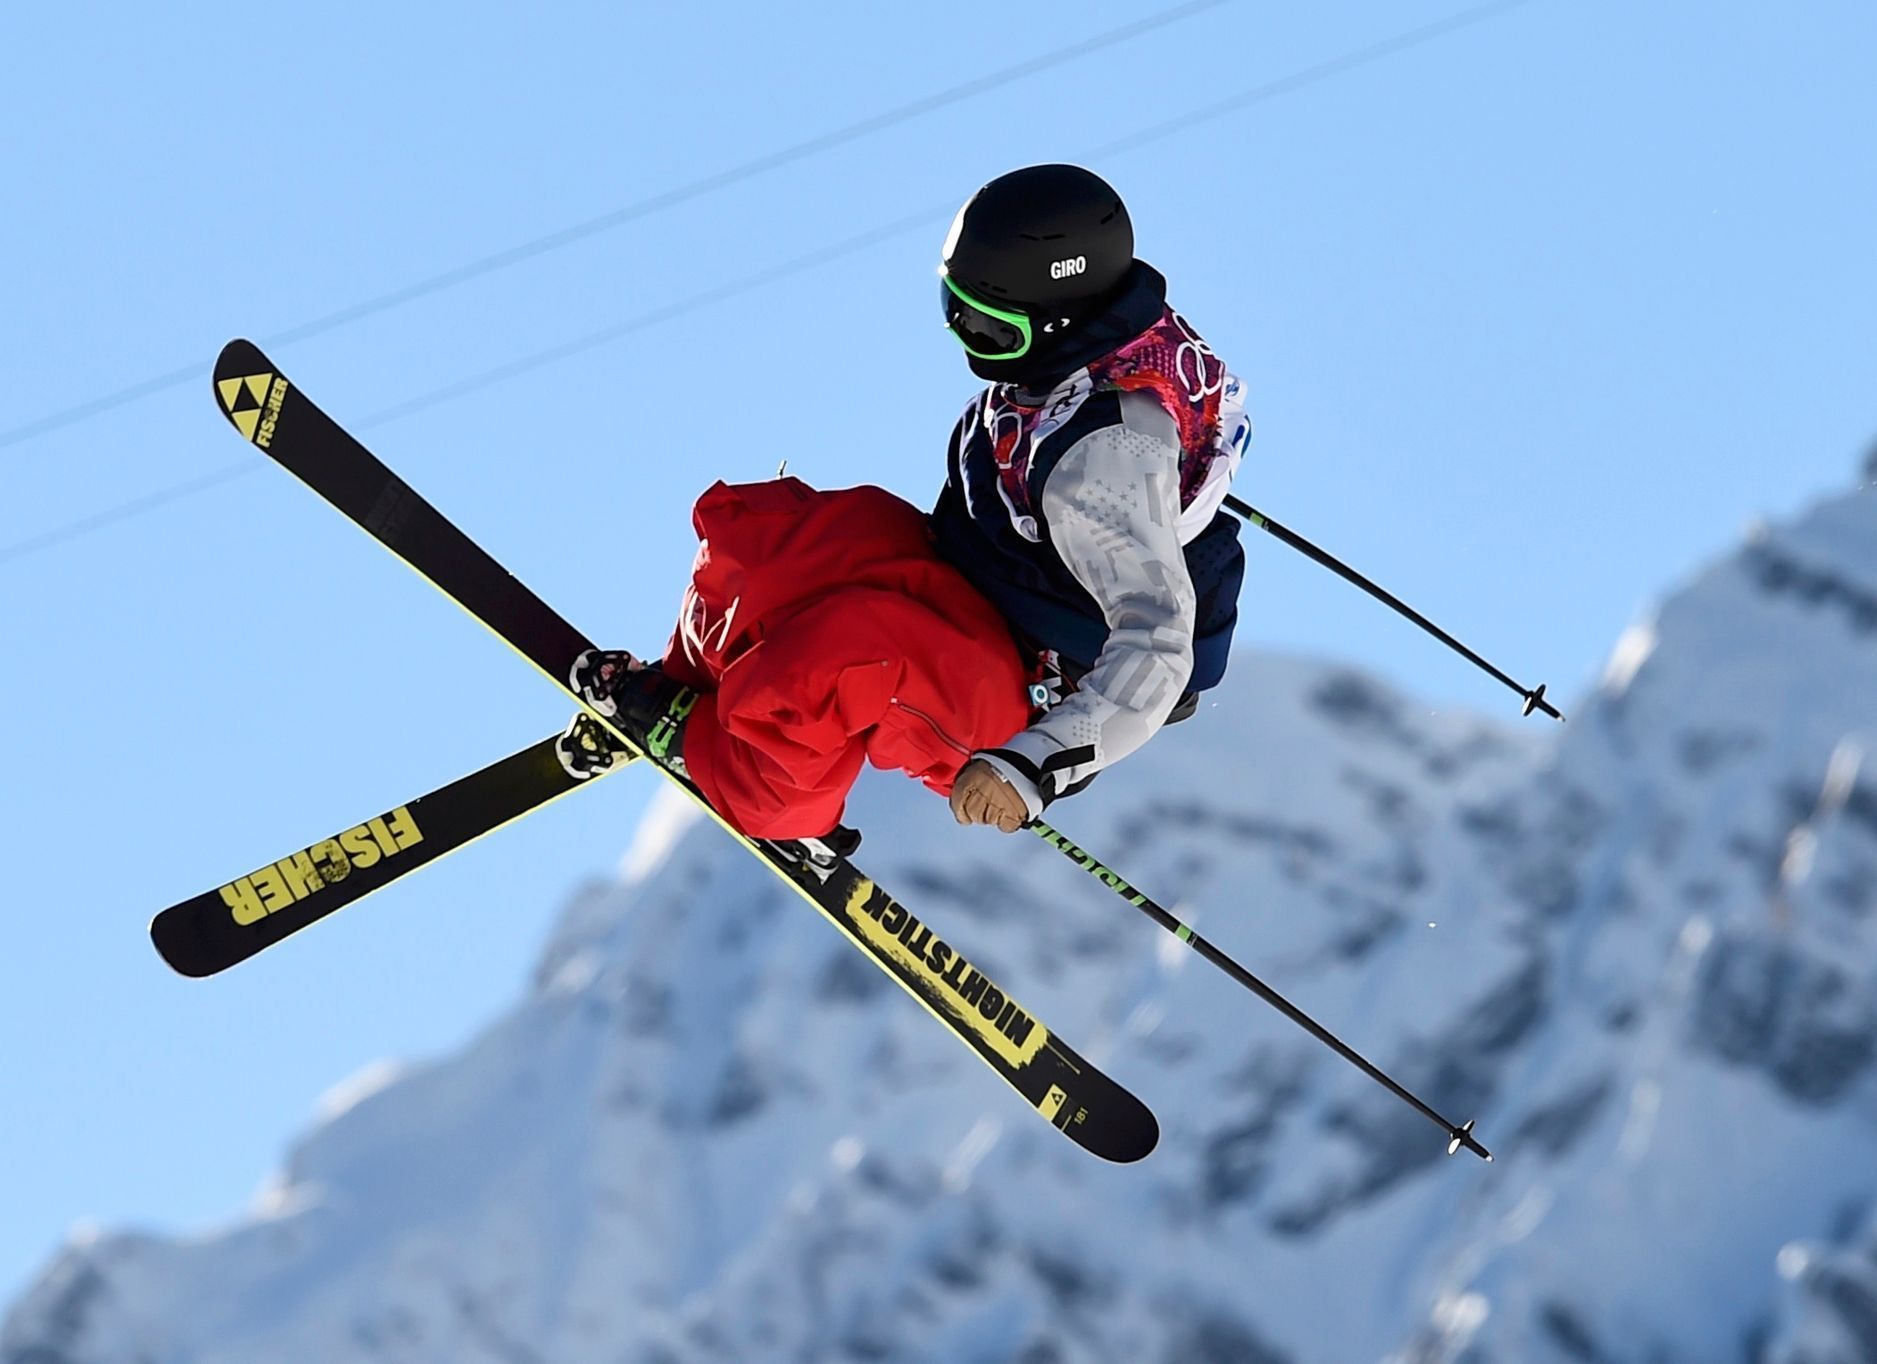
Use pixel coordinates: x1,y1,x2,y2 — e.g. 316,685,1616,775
974,391,1196,816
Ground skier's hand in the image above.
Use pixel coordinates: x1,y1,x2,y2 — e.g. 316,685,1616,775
950,759,1028,833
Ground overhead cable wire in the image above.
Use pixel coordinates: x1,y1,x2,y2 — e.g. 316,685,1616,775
1086,0,1535,158
3,0,1541,568
0,0,1229,453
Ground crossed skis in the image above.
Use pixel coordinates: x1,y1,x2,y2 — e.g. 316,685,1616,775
154,340,1498,1164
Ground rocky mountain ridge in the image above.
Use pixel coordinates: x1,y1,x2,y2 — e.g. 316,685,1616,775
7,468,1874,1364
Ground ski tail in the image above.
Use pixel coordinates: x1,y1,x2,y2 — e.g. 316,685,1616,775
152,734,629,977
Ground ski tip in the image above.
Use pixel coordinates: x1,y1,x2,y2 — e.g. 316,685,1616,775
1113,1105,1161,1164
1092,1112,1160,1165
1043,1066,1159,1164
214,338,267,375
148,914,220,980
1090,1084,1160,1164
211,340,287,447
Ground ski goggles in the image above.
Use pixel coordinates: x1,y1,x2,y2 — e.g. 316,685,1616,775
940,273,1033,361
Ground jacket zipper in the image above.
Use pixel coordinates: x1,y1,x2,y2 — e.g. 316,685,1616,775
887,697,973,759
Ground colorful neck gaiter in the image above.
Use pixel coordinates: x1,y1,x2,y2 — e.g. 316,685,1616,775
985,306,1229,522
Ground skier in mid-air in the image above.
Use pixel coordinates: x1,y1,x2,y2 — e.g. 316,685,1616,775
562,163,1251,842
175,172,1511,1157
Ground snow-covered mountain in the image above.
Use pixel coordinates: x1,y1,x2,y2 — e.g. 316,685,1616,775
7,464,1875,1364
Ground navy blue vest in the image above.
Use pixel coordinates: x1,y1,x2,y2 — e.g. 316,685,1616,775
932,379,1247,694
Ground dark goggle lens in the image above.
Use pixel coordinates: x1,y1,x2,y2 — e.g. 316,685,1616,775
940,278,1028,357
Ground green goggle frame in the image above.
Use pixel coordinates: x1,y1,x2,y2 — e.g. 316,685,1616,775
940,274,1034,361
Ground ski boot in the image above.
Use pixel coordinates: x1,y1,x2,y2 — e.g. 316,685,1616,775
555,712,630,781
770,824,863,882
569,649,698,771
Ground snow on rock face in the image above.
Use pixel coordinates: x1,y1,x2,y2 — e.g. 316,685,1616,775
5,473,1874,1364
1395,471,1877,1364
1766,1205,1877,1364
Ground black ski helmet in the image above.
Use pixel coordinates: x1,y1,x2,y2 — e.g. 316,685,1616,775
940,164,1134,365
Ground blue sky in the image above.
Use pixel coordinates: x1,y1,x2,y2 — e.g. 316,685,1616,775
3,0,1873,1307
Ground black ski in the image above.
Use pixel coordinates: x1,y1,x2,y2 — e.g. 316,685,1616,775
151,730,630,977
195,339,1159,1164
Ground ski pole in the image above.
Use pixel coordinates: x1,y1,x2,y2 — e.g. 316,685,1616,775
1222,494,1563,723
1028,818,1492,1162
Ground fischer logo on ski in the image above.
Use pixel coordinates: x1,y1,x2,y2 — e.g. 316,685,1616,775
154,734,619,978
218,807,425,925
216,370,288,447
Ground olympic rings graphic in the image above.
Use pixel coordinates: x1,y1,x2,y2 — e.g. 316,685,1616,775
1171,310,1225,405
